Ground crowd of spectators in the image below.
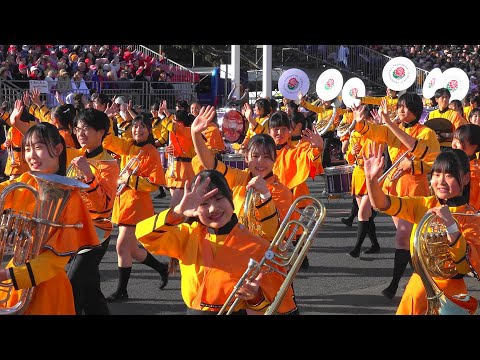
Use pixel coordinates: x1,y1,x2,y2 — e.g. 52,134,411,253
0,45,194,107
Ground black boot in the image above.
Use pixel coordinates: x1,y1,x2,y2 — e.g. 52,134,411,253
155,186,167,199
348,221,369,258
341,198,358,227
382,249,411,299
142,251,169,289
364,217,380,254
106,266,131,303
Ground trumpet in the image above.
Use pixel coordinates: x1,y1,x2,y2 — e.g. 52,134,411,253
116,150,144,196
378,150,415,183
412,211,480,315
218,195,326,315
4,125,18,168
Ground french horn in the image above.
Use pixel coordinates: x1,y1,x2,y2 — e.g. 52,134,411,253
412,211,480,315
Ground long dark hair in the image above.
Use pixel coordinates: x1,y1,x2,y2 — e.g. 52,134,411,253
22,122,67,175
431,148,470,199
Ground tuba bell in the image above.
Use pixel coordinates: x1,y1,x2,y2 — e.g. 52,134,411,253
0,172,88,315
412,211,480,315
218,195,326,315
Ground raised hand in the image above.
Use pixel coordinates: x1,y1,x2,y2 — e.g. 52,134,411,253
174,176,219,217
10,99,24,124
379,98,392,125
190,105,216,135
363,141,385,181
302,127,324,149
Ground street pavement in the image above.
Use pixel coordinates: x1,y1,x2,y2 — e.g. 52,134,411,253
99,175,480,316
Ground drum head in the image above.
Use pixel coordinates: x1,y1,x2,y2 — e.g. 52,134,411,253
422,68,443,99
441,67,469,101
342,77,366,108
221,109,245,143
278,68,310,100
382,57,417,91
316,69,344,101
423,118,453,134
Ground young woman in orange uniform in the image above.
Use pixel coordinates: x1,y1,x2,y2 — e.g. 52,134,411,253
0,101,99,314
102,114,169,302
135,168,298,315
364,144,480,315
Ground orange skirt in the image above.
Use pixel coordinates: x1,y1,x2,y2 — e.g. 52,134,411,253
166,159,195,189
112,189,155,226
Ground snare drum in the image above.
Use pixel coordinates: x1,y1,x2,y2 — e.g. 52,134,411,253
324,164,354,196
157,147,169,169
222,153,246,170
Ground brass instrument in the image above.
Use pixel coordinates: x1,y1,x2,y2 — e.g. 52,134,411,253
412,211,480,315
378,150,416,183
238,187,264,237
218,195,326,315
116,150,144,196
336,119,356,138
66,159,117,182
0,172,88,315
4,125,18,168
315,106,337,136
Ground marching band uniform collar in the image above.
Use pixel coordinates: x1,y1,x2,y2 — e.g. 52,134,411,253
276,143,287,150
403,118,420,128
439,195,468,207
134,140,149,147
85,145,104,158
207,214,238,235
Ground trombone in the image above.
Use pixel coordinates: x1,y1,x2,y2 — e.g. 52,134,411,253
218,195,326,315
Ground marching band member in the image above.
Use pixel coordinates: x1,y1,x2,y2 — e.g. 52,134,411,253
452,124,480,211
353,93,440,299
191,101,225,156
233,98,271,153
191,107,299,313
25,89,79,149
102,114,169,302
426,88,468,149
269,110,323,269
345,106,381,257
65,108,120,315
191,108,291,242
135,168,298,315
0,101,99,314
364,144,480,315
164,109,196,209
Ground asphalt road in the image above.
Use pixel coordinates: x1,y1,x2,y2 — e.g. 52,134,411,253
98,175,480,316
